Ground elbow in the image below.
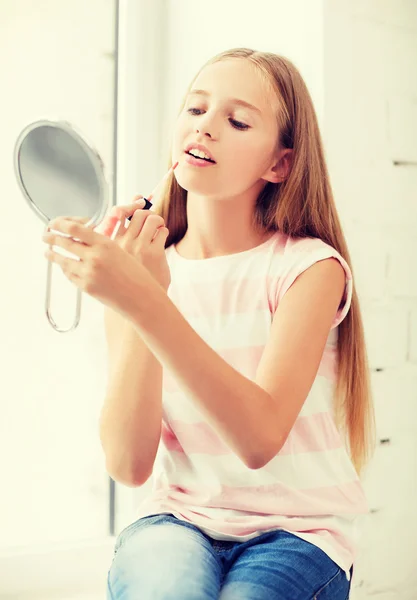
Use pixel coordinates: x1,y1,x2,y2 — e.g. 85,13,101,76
245,457,263,470
99,428,156,488
245,436,287,470
245,453,271,470
105,458,152,488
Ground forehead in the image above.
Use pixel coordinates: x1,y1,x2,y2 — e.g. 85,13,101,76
191,59,277,116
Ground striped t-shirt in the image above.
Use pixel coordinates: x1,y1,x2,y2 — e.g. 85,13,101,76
135,231,369,581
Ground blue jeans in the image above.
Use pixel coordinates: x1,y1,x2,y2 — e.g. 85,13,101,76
107,513,352,599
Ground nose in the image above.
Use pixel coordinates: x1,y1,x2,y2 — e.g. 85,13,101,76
195,112,218,140
196,127,212,139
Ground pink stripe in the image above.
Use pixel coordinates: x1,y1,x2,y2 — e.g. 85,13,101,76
161,421,185,454
166,479,368,517
162,420,230,455
161,412,341,457
279,412,343,455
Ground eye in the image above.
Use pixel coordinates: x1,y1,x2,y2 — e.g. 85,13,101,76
186,108,250,131
187,107,203,115
229,119,249,131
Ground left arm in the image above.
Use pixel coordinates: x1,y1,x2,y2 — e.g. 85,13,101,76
130,258,346,470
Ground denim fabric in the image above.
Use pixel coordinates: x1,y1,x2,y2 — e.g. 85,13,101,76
107,513,352,600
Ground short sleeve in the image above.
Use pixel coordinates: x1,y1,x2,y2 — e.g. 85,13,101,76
272,237,353,329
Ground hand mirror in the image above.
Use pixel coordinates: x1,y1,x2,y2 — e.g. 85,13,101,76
14,119,110,333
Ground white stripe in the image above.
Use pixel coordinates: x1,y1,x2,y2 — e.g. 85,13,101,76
155,446,357,491
166,245,277,284
184,310,271,348
299,376,336,416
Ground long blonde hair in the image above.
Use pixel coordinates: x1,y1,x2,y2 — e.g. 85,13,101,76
156,48,376,476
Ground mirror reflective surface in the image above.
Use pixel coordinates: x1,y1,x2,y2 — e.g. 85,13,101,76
13,120,109,332
14,119,109,224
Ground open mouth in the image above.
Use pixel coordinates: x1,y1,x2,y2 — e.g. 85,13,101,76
186,151,216,164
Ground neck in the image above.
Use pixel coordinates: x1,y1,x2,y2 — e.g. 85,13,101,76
176,187,271,259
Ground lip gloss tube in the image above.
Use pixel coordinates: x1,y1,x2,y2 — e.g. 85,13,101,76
126,161,179,222
126,197,153,220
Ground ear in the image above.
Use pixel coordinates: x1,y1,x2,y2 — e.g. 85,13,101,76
262,148,293,184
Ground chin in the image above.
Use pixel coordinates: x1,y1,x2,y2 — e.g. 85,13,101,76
174,169,219,196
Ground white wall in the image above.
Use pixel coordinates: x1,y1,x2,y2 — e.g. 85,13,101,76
0,1,116,598
323,2,417,598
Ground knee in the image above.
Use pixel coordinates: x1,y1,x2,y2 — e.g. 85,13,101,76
107,525,219,600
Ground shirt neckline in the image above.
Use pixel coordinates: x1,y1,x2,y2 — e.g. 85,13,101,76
169,232,279,265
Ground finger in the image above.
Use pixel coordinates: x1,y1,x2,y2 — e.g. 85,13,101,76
152,226,169,248
137,214,166,246
42,228,90,259
123,208,158,242
44,247,82,283
110,198,146,222
47,217,101,247
101,198,146,240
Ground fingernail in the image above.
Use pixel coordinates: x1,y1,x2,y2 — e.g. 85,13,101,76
134,198,145,207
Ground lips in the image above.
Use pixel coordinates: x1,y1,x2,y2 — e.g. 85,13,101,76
184,143,216,163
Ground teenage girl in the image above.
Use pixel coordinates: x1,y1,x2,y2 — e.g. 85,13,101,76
42,48,375,600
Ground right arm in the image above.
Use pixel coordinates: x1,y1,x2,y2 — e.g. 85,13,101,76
98,199,170,487
99,309,162,487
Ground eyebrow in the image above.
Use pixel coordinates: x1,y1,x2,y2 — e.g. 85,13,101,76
187,89,262,115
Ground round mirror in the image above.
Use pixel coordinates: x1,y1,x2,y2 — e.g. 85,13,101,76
13,119,110,332
14,119,109,224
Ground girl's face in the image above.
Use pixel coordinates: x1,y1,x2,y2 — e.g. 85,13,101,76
172,59,281,199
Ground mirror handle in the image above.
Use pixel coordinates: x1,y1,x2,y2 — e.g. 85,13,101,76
45,259,82,333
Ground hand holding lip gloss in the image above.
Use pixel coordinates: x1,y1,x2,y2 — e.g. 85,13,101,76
106,161,179,240
126,160,179,220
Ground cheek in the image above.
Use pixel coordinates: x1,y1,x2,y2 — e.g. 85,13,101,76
228,137,271,175
172,115,188,148
171,124,182,154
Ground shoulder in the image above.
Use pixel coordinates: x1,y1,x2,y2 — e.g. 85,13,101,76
268,233,353,329
272,233,349,267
